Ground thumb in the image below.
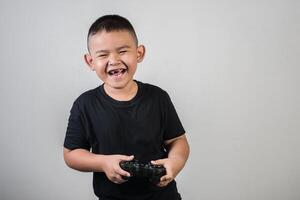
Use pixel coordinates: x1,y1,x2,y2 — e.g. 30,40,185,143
121,155,134,161
151,159,165,165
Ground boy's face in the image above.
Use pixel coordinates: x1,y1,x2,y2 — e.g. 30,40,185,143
85,30,145,90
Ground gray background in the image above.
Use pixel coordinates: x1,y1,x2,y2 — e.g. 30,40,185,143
0,0,299,199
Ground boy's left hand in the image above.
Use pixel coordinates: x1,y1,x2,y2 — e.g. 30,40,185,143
151,158,180,187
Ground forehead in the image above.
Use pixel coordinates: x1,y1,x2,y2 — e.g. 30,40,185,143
88,30,136,52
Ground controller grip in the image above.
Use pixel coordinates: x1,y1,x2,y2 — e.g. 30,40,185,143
119,160,166,184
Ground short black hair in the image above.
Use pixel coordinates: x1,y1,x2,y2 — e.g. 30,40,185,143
87,15,138,52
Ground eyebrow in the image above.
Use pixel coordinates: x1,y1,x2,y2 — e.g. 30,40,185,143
95,45,131,54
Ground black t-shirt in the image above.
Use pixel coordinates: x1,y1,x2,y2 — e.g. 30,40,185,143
64,81,185,199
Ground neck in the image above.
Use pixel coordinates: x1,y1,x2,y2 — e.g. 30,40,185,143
104,80,138,101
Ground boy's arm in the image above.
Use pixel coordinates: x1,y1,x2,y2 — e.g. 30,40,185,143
63,148,133,184
63,148,105,172
151,134,190,187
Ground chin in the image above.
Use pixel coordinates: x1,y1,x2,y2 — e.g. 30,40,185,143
112,84,126,89
108,80,130,89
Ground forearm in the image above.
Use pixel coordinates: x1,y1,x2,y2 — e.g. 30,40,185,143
166,135,190,172
63,148,106,172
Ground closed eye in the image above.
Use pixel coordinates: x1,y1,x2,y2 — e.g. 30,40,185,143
119,50,127,54
97,54,108,58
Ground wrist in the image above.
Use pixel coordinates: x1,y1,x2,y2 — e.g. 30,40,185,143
94,154,108,172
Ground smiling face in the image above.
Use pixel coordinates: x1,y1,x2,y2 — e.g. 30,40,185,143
85,30,145,91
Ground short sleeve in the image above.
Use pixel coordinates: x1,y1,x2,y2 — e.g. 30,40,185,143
162,91,185,140
64,100,91,150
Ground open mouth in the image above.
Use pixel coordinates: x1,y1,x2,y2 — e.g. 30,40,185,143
107,68,127,76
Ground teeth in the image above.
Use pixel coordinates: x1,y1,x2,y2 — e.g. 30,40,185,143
108,68,126,75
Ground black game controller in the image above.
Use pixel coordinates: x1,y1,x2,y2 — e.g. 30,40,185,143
119,159,166,184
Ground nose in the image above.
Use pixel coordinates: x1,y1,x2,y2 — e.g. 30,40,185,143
108,53,121,66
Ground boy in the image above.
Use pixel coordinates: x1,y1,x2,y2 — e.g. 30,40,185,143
63,15,189,200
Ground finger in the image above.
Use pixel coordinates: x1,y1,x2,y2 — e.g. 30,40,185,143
161,174,173,183
117,177,128,184
111,176,120,184
112,175,126,184
113,180,121,184
151,159,165,165
157,175,172,187
160,175,169,182
157,179,171,187
121,155,134,161
119,179,128,184
157,182,166,187
116,167,131,177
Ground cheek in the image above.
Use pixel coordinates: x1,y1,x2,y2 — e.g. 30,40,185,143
121,55,137,67
94,60,107,71
95,69,108,81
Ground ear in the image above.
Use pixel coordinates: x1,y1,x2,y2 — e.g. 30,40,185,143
84,54,95,71
137,45,146,63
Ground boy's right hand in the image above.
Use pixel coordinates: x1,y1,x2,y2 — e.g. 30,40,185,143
102,154,134,184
